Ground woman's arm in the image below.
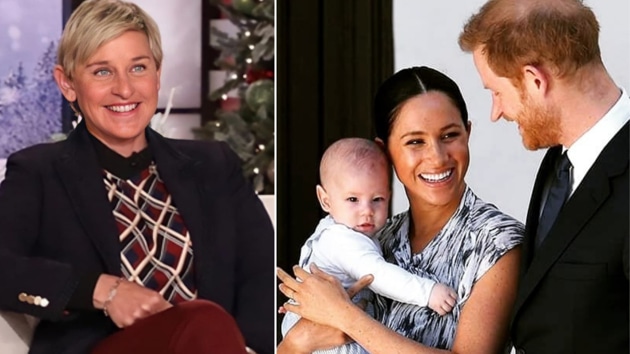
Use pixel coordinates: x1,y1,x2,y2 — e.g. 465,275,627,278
0,152,79,320
278,319,349,354
278,247,520,354
278,265,447,354
449,247,520,354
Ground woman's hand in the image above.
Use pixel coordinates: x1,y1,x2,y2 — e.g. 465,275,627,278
277,263,373,328
93,274,172,328
277,264,373,353
279,319,350,354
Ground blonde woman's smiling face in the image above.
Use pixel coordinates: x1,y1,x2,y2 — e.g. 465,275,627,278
56,30,161,155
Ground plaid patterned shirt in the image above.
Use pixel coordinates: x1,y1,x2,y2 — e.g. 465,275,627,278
103,163,198,303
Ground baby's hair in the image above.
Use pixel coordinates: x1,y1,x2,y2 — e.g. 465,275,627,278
319,138,388,188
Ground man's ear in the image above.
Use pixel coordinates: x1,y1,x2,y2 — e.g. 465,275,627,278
522,64,549,99
53,65,77,102
315,184,331,212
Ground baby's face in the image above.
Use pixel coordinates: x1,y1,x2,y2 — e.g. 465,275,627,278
324,163,390,237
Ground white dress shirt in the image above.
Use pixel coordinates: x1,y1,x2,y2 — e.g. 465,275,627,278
567,87,630,195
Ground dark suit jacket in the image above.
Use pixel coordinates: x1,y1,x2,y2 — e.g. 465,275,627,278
0,123,274,354
511,123,629,354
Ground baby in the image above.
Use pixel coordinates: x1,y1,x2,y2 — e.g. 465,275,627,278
281,138,457,354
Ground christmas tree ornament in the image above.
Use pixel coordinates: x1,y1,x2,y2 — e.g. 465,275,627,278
197,0,274,194
245,68,274,84
232,0,257,15
245,79,274,115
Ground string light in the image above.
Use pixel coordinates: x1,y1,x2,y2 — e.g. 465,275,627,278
206,4,273,194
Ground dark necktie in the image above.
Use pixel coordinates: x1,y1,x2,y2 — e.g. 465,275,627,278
536,152,572,247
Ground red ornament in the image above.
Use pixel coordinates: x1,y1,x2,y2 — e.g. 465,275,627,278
245,68,274,84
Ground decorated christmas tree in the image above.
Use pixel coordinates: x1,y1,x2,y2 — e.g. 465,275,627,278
195,0,274,194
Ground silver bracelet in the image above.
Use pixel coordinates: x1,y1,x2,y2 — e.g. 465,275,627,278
102,277,124,317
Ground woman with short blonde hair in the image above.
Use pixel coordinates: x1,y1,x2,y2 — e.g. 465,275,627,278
0,1,274,353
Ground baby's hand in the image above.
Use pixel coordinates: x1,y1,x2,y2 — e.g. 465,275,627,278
428,283,457,316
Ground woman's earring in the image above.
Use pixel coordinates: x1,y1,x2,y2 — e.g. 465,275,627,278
72,114,82,129
71,112,82,130
69,101,82,129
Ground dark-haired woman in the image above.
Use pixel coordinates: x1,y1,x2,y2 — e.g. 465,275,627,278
278,66,524,354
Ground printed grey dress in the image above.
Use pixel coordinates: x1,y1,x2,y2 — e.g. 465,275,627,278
374,186,524,350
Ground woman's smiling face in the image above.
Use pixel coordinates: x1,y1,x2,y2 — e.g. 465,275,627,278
387,91,470,209
56,30,161,155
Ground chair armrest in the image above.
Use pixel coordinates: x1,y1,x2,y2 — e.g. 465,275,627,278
0,311,39,354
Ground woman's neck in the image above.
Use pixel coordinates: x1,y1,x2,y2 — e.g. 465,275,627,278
407,187,465,254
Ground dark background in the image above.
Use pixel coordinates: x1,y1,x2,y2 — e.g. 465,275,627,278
276,0,394,340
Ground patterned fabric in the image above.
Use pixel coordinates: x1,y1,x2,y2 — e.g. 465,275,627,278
104,163,198,303
374,186,524,349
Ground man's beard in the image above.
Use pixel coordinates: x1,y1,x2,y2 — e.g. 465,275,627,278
516,95,562,150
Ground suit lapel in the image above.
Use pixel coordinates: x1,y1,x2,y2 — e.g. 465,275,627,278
54,124,121,274
513,124,629,318
146,130,220,298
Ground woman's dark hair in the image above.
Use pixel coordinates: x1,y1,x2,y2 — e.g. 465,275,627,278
374,66,468,144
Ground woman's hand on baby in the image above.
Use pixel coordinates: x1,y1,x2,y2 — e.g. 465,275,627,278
280,319,352,353
93,274,172,328
277,264,371,313
277,263,373,328
428,283,458,316
277,264,374,352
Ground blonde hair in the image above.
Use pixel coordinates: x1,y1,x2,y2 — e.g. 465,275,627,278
58,0,163,79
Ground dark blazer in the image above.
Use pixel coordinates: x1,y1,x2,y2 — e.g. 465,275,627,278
0,123,275,354
511,123,629,354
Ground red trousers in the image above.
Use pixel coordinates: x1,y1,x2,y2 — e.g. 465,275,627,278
91,300,248,354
